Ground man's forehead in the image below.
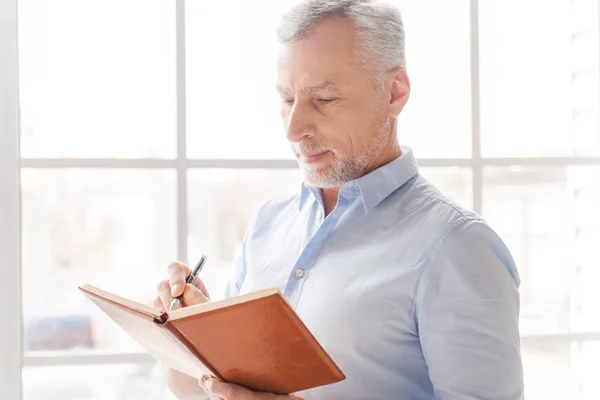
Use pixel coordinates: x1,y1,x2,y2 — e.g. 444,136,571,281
276,37,362,95
275,79,342,94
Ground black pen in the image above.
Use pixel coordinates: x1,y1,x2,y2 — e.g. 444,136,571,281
169,255,207,312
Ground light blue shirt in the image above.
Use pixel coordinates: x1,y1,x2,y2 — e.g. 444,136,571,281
225,147,524,400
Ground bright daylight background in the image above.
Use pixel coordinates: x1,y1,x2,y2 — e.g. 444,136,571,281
1,0,599,399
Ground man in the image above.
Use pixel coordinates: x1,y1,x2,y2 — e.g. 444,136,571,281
154,1,524,399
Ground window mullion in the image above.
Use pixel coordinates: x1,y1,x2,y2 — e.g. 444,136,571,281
22,352,155,367
470,0,483,214
0,0,23,397
176,0,188,264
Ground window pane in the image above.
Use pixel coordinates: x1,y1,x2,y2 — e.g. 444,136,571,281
23,363,174,400
186,0,472,159
392,0,472,158
420,167,472,209
482,166,600,335
185,0,299,159
188,169,302,299
479,0,600,157
522,341,600,400
21,169,176,353
18,0,176,158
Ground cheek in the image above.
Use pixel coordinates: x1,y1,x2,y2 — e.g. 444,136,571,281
327,112,368,149
319,119,351,148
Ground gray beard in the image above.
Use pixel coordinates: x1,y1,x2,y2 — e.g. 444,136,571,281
300,118,391,189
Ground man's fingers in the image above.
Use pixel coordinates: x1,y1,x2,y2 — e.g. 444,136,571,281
167,261,190,297
150,295,163,310
156,280,174,311
199,376,303,400
182,284,210,307
200,377,243,399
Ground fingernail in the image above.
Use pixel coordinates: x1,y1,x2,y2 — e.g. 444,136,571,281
171,284,182,296
198,375,209,389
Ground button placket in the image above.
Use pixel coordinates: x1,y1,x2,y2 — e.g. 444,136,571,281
284,198,352,307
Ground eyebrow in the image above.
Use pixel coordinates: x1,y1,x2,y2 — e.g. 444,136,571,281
276,80,341,95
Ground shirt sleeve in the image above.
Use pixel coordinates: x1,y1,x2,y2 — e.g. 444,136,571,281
417,219,524,400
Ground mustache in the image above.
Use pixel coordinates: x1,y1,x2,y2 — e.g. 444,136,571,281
292,140,333,155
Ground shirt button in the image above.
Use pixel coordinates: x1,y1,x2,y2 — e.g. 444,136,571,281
295,269,305,278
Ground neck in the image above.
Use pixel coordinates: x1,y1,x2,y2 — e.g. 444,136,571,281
320,138,402,216
365,138,402,176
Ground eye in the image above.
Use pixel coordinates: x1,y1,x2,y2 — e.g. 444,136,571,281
315,98,335,105
282,99,295,105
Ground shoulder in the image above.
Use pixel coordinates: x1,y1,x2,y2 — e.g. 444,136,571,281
253,191,300,220
398,174,519,284
245,191,301,236
382,174,482,251
407,173,480,226
436,218,520,285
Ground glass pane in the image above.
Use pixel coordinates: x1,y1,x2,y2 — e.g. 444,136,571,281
18,0,176,158
392,0,472,158
522,340,600,400
185,0,298,159
479,0,600,157
22,363,176,400
186,0,471,159
21,169,177,353
482,166,600,335
420,167,472,209
188,169,302,299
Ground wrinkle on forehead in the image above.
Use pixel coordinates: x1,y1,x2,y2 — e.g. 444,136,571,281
276,79,342,95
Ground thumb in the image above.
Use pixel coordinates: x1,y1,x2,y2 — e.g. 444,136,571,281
200,376,303,400
201,377,247,399
182,283,210,307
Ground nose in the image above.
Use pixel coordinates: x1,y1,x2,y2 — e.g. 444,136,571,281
284,101,316,143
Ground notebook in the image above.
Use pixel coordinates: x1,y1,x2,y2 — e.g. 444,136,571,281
79,284,345,394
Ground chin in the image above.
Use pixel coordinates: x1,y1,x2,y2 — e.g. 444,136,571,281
301,168,326,187
301,168,340,189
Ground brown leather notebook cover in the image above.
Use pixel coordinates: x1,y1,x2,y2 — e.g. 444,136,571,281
79,284,345,394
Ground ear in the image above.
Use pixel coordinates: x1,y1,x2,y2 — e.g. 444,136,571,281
388,67,410,118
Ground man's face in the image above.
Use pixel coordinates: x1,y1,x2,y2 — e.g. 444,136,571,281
276,18,395,188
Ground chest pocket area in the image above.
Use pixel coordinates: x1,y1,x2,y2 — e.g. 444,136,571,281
239,231,303,295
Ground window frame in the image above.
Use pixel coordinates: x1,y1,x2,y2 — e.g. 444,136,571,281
2,0,600,396
0,0,23,397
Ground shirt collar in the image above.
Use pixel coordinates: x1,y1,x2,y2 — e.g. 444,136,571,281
299,146,419,213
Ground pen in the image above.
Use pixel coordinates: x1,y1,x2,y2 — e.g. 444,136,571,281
169,255,207,312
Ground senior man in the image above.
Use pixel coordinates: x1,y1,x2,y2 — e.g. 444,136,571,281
153,1,524,399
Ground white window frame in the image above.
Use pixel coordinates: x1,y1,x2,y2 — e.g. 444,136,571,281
2,0,600,396
0,0,22,397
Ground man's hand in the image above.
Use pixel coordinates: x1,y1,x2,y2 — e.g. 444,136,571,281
152,261,211,311
198,376,304,400
152,261,213,400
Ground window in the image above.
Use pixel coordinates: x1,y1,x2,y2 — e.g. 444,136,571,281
1,0,599,399
479,0,600,157
18,0,177,159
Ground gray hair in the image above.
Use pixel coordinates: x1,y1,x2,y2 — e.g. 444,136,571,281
277,0,406,84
